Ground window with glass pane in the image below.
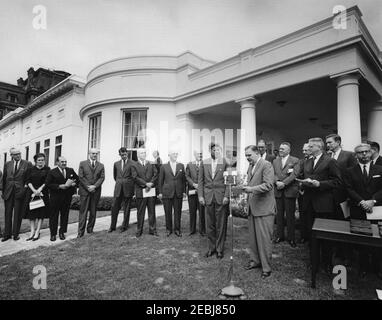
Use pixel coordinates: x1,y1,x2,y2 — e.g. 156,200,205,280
122,110,147,160
88,114,101,151
55,135,63,163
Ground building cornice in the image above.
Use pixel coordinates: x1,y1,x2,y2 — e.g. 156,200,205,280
0,75,85,130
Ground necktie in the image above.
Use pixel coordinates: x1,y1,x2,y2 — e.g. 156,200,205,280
62,168,66,179
363,165,368,182
14,161,18,173
92,161,95,169
122,160,126,170
312,156,317,169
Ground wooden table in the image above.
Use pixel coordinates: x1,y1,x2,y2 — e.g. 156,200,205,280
311,218,382,288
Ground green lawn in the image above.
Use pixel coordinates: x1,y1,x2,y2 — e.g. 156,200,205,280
0,212,380,300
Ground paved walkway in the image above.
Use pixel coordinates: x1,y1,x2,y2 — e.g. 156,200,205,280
0,201,189,257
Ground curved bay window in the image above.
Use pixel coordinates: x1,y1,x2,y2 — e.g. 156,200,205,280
122,110,147,161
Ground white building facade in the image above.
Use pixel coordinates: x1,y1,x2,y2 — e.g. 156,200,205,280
1,6,382,196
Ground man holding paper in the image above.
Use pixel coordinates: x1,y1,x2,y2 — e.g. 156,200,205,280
297,137,341,273
186,151,205,236
343,143,382,278
46,156,79,241
132,148,158,237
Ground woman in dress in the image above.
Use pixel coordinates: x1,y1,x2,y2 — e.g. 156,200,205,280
24,153,50,241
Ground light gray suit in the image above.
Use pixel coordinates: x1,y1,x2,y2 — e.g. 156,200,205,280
246,158,276,273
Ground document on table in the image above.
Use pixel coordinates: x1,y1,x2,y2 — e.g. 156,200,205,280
367,206,382,220
143,188,156,198
340,201,350,219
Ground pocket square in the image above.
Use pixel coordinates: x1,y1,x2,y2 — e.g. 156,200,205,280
372,175,381,178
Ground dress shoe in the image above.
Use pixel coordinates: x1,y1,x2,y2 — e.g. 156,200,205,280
261,271,271,279
1,236,11,242
26,233,35,241
289,240,297,248
32,233,40,241
13,236,20,241
59,233,65,240
205,250,216,258
166,231,172,237
120,227,127,233
189,232,196,236
136,232,142,238
200,233,206,237
50,236,56,242
77,233,84,239
149,232,159,236
175,231,182,237
274,237,284,244
217,252,224,259
108,228,116,233
244,261,261,270
87,230,93,234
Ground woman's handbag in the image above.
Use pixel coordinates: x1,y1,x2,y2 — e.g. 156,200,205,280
29,195,45,210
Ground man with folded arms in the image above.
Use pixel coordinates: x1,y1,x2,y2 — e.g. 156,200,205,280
343,143,382,278
132,148,158,237
46,156,79,241
77,148,105,238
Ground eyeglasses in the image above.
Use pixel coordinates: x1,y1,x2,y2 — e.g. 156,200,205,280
356,151,369,154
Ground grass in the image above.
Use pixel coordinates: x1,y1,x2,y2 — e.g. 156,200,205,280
0,212,380,300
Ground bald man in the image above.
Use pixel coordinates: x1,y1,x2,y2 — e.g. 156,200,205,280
46,156,79,241
2,148,32,242
77,149,105,238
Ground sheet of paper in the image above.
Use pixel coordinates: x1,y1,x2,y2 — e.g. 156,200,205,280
340,201,350,219
188,189,197,195
376,289,382,300
367,206,382,220
143,188,156,198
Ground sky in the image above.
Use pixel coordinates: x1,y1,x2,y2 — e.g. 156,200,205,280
0,0,381,83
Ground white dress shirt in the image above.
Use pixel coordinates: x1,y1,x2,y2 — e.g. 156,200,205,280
313,153,323,168
170,161,177,175
281,155,289,169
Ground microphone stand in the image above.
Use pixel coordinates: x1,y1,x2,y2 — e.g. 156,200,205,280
219,169,246,299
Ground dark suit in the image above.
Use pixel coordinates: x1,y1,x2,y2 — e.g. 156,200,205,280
272,155,300,241
132,161,158,235
198,158,230,254
299,153,341,266
263,153,276,163
158,162,186,234
186,161,206,235
373,155,382,166
332,150,358,219
0,169,3,237
344,163,382,272
110,159,135,230
46,167,78,236
78,160,105,235
2,159,32,238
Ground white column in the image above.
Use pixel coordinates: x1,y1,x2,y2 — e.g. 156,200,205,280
176,113,194,164
336,73,361,151
368,100,382,144
236,97,257,174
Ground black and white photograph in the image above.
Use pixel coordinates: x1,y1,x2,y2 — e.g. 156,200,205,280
1,0,382,303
